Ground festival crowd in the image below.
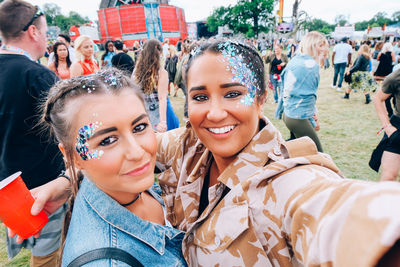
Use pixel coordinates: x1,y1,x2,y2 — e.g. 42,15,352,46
1,0,400,266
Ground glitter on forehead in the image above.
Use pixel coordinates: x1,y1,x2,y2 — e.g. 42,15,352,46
190,46,201,57
217,41,259,106
75,121,104,161
103,73,121,88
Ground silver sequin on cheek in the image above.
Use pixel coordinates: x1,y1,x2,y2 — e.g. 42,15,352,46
218,41,259,106
75,121,104,161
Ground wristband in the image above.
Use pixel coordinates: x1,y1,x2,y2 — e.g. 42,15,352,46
59,170,71,182
377,124,391,135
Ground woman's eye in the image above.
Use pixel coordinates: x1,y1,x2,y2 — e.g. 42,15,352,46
99,136,118,146
133,123,148,133
225,91,242,98
192,94,208,102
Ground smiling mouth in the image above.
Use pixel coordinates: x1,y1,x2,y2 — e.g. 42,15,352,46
123,162,151,177
207,125,236,134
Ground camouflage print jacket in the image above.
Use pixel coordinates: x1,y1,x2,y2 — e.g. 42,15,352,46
157,117,400,266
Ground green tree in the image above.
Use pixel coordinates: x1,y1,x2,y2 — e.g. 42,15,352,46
206,0,275,38
206,6,232,33
370,12,391,26
303,18,334,34
392,11,400,22
43,3,62,26
355,20,369,31
232,0,275,37
334,14,348,26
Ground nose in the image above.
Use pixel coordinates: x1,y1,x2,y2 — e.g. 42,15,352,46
206,97,228,122
124,134,145,161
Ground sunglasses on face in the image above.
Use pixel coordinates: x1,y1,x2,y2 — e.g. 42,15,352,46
23,6,44,31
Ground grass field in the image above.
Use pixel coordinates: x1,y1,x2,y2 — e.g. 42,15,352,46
0,63,389,266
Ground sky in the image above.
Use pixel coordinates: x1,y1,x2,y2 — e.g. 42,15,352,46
30,0,399,24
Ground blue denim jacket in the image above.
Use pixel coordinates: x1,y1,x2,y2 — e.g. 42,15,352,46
62,178,186,267
275,54,320,126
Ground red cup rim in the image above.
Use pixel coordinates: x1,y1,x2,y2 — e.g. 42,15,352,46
0,171,22,190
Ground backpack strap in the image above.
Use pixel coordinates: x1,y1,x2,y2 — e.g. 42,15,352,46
67,247,144,267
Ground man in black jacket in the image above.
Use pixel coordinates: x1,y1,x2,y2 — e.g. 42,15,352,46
0,0,67,265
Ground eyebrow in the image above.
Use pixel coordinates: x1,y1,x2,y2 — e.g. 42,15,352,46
89,113,148,139
220,82,245,88
189,82,244,93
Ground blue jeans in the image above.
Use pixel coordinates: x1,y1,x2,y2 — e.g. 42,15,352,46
333,62,346,88
270,74,282,103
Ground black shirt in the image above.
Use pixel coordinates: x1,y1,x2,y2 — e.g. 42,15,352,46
111,52,135,75
271,57,283,75
0,54,64,189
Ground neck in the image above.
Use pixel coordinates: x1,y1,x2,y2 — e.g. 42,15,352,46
209,155,235,187
58,57,67,62
2,40,38,60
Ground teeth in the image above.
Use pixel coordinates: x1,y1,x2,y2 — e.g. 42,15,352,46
208,125,235,134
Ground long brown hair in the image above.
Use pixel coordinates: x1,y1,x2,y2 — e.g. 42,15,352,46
40,68,144,251
133,39,163,94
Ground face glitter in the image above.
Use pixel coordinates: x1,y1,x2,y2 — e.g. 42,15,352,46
75,121,104,161
217,41,260,106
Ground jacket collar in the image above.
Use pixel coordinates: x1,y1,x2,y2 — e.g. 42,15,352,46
80,178,183,255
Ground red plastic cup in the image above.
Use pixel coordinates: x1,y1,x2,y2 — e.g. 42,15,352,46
0,172,48,239
277,65,282,71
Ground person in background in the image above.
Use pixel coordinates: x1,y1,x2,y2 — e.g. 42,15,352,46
375,42,396,78
162,39,169,59
0,0,67,265
371,41,384,73
331,37,353,92
342,44,378,103
133,39,179,132
264,43,289,103
174,43,190,118
370,69,400,181
165,45,178,96
276,31,329,152
100,40,115,68
132,40,141,65
176,38,182,52
70,35,99,77
111,40,134,75
48,42,71,80
48,33,75,64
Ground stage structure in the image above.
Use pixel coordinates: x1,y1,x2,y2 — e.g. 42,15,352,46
98,0,187,47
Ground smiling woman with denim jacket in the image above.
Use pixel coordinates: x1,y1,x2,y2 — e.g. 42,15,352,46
275,31,328,152
40,69,186,267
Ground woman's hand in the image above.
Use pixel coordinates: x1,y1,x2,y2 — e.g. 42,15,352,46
7,177,70,243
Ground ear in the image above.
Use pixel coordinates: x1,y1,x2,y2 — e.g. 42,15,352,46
58,143,84,170
256,95,266,118
25,25,36,40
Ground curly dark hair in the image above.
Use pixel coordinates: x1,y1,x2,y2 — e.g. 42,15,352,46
133,39,163,94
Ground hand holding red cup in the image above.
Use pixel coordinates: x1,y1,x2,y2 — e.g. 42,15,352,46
0,172,48,239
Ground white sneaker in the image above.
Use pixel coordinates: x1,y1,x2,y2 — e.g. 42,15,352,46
330,84,337,89
336,87,343,92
